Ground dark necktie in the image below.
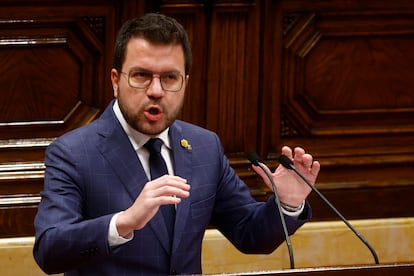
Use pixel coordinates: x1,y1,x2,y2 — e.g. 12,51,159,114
144,138,175,247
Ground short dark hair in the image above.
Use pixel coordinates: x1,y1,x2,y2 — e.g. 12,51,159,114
113,13,192,74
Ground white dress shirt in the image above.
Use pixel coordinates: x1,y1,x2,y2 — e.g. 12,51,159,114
108,100,173,246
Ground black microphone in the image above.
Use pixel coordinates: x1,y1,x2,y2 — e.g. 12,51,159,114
278,154,379,265
247,152,295,269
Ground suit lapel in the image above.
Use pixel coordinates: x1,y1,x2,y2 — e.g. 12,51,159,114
169,123,193,253
95,106,191,254
95,105,147,201
95,104,173,254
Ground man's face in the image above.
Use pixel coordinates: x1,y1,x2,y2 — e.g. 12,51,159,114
111,37,188,136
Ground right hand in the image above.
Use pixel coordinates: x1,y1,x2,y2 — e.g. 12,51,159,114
116,175,190,237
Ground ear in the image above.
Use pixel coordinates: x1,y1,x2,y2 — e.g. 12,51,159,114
111,69,119,98
185,74,190,87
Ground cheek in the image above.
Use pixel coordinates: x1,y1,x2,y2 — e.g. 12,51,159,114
114,81,127,98
119,90,147,112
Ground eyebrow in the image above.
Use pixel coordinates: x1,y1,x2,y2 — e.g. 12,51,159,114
128,67,182,75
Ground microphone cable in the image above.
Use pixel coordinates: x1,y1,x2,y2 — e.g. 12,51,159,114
247,152,295,269
278,154,379,265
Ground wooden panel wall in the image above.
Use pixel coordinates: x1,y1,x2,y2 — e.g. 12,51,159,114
0,0,413,238
263,0,414,221
0,0,130,237
156,0,261,155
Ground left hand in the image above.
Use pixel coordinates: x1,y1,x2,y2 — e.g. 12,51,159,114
252,146,320,208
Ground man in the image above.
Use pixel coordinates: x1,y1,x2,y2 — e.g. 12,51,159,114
33,13,320,275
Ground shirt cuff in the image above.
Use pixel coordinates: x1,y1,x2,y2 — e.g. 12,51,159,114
108,212,134,247
281,201,305,218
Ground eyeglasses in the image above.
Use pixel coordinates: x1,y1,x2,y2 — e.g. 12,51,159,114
121,70,184,92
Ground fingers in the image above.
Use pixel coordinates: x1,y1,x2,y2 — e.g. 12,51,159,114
149,175,189,191
281,146,293,158
146,175,190,202
310,160,321,175
299,153,313,168
281,145,319,171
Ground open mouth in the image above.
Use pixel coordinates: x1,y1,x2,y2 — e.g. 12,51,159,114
144,105,163,121
149,107,160,115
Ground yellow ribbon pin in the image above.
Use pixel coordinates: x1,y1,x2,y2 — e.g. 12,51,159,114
180,139,192,150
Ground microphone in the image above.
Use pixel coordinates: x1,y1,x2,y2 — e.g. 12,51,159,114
278,154,379,265
247,152,295,269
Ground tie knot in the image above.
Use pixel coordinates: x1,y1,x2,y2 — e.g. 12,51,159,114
144,138,163,154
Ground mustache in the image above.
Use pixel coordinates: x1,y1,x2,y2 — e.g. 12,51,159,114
144,100,165,114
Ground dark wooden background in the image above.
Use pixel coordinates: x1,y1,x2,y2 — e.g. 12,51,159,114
0,0,413,238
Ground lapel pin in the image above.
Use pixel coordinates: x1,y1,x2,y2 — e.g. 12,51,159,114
180,139,192,151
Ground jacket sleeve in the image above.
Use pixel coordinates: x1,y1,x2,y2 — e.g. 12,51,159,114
33,138,114,274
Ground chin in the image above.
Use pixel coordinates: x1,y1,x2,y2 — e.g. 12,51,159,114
138,123,168,136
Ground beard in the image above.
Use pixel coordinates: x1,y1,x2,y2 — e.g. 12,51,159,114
117,88,184,136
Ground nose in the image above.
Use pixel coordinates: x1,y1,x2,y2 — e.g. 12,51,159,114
146,75,164,97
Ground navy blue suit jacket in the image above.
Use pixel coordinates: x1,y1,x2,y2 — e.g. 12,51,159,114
33,101,311,275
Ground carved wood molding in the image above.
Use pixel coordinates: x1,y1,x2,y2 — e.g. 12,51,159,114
82,17,106,42
281,11,414,137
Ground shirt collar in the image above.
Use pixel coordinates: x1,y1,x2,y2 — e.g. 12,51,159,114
112,100,171,151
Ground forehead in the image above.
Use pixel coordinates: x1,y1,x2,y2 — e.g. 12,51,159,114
123,37,185,72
